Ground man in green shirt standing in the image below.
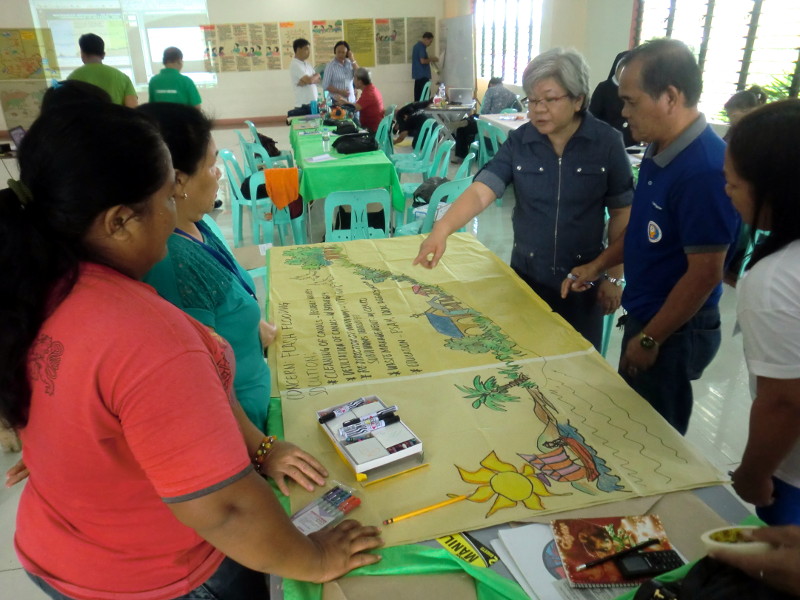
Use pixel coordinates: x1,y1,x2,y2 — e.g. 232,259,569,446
67,33,137,107
148,47,202,107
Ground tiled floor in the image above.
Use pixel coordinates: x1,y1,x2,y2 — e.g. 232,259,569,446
0,124,753,597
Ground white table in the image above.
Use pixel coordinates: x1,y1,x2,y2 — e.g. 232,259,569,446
479,112,528,135
423,102,477,141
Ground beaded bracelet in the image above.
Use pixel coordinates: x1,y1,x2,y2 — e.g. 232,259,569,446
252,435,277,474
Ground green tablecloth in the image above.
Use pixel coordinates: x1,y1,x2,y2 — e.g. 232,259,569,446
290,124,404,212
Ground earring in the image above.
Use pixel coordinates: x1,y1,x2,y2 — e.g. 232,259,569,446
181,192,189,200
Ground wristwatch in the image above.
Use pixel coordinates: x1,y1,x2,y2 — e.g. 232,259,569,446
603,274,625,287
639,331,658,349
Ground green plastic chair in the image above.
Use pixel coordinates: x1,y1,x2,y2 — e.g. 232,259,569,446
385,104,397,117
394,176,473,237
324,189,392,242
455,151,476,180
419,81,432,102
219,149,272,247
397,139,454,225
500,108,518,113
247,169,307,246
468,141,479,173
375,113,395,158
475,119,507,169
391,118,439,164
243,120,294,167
420,176,474,233
393,123,444,179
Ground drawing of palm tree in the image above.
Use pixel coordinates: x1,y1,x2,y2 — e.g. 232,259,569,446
456,373,531,410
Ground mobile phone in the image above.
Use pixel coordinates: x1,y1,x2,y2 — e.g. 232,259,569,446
615,550,684,579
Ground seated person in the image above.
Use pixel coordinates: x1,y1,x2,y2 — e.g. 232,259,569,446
353,67,384,133
455,77,520,159
393,99,433,144
480,77,521,114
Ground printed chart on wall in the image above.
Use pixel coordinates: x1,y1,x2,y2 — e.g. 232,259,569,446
343,19,375,68
311,20,342,70
0,29,58,129
280,22,312,70
375,18,407,65
407,17,437,62
272,234,727,548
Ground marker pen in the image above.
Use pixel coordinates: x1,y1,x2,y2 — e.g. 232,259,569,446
341,405,399,427
340,414,400,437
318,398,369,423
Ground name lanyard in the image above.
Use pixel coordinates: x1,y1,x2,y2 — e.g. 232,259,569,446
173,223,257,300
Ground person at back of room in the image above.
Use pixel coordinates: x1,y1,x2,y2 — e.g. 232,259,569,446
67,33,137,107
0,102,382,600
148,46,202,107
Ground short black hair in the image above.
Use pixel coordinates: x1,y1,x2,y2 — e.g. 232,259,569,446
162,46,183,64
422,32,434,40
137,103,213,176
334,40,350,54
620,38,702,107
488,76,503,86
725,86,767,112
41,80,111,114
79,33,105,57
293,38,309,53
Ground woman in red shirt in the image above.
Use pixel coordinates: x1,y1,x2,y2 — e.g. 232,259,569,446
0,103,382,600
354,67,385,133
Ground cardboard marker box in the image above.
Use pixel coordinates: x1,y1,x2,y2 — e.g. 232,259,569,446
316,395,425,484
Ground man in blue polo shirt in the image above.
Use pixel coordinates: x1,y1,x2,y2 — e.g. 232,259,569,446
411,32,438,101
561,38,740,435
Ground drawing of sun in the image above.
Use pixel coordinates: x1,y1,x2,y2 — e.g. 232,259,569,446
456,451,552,517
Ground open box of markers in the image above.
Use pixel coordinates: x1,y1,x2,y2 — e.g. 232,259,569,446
317,395,424,483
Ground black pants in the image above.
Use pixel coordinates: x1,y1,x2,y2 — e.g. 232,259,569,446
414,78,429,102
455,115,479,158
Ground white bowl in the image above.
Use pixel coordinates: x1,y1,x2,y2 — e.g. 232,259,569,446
701,526,772,556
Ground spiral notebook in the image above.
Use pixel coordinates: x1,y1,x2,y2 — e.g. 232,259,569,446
551,514,673,588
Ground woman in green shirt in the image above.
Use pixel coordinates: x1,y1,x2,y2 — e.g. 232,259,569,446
140,103,275,431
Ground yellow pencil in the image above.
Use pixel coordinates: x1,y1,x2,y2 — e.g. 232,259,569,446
382,495,468,525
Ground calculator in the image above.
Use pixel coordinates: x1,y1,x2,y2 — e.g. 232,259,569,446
615,550,685,579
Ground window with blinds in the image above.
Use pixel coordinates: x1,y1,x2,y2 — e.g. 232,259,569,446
635,0,800,119
474,0,543,86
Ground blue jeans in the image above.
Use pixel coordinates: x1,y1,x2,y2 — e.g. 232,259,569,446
27,557,269,600
756,477,800,526
619,306,722,435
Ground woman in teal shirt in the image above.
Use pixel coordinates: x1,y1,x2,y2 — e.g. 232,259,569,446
140,103,275,431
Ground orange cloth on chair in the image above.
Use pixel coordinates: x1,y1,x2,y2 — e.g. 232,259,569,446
263,167,299,210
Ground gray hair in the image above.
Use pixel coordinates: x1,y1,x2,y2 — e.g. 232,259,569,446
522,47,590,113
355,67,372,85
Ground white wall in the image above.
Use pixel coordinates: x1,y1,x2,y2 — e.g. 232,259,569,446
1,0,634,130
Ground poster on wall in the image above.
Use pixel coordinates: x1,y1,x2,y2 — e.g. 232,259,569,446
232,23,251,71
311,20,342,69
215,24,236,72
343,19,375,68
375,18,406,65
279,21,312,70
201,25,219,72
407,17,437,62
0,28,59,80
0,80,47,129
247,23,266,71
262,23,282,70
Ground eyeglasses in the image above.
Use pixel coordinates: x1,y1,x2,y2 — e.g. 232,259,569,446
526,94,572,109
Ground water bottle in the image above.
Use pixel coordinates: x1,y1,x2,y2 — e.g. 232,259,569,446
322,131,331,152
310,100,318,114
438,83,446,100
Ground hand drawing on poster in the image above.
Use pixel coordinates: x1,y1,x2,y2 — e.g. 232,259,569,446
343,19,375,68
280,22,312,70
375,18,406,65
407,17,437,62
